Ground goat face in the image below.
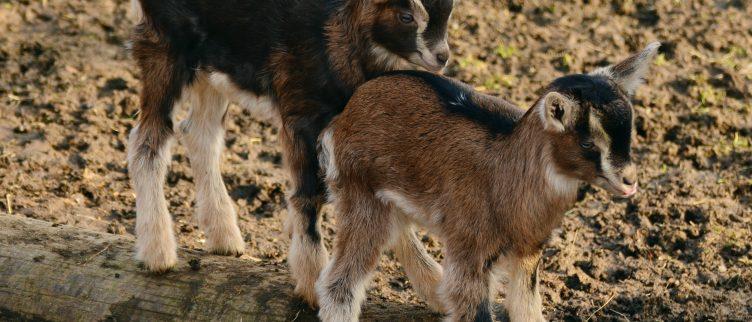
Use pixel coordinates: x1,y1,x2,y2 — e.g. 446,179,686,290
539,42,660,198
368,0,453,72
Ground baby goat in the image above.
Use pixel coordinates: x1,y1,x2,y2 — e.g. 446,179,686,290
127,0,453,305
315,42,659,321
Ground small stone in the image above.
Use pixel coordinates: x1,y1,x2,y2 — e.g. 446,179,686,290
107,222,126,235
188,258,201,271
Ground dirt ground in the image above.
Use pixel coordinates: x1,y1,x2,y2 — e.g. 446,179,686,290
1,0,750,320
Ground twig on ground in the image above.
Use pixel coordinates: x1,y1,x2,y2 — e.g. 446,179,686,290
585,293,617,322
82,244,111,264
608,308,629,319
5,193,12,215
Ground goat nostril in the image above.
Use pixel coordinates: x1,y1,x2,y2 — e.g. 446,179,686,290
436,53,448,64
622,177,635,186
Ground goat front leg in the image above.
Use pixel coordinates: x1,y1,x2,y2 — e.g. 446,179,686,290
504,251,544,322
280,112,331,307
181,77,244,256
439,250,496,322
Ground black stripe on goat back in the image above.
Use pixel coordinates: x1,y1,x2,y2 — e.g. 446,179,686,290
382,70,518,136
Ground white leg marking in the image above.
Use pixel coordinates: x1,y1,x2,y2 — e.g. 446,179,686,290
182,77,245,255
376,189,441,229
128,126,177,272
207,72,278,124
319,128,339,183
394,225,444,312
316,257,369,322
503,258,546,322
287,205,329,307
375,190,422,217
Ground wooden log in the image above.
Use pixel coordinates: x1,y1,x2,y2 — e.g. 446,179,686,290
0,215,440,321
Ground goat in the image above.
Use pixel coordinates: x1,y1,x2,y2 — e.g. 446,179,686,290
314,42,660,321
126,0,454,306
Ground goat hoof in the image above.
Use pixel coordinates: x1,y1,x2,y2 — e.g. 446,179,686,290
294,284,319,309
205,231,246,256
136,246,178,273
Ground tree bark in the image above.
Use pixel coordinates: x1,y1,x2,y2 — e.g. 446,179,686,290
0,215,440,321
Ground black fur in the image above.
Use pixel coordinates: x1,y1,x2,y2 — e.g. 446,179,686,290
133,0,454,249
473,299,493,322
385,70,521,136
530,257,541,291
546,74,633,169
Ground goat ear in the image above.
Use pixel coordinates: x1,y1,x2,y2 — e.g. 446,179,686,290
539,92,574,133
590,42,661,96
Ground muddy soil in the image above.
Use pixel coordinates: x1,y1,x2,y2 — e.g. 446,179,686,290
1,0,750,320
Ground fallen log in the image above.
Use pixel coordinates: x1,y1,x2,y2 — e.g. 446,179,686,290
0,215,441,321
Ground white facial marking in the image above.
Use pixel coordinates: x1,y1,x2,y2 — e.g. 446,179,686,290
409,0,429,33
589,113,618,182
370,45,413,71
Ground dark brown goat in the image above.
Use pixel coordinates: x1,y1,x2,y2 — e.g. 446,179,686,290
314,43,659,321
126,0,454,307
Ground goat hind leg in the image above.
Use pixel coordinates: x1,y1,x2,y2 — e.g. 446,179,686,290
181,77,244,256
316,196,395,322
394,225,444,312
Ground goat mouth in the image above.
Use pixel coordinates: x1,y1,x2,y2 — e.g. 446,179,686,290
408,51,445,72
597,175,638,198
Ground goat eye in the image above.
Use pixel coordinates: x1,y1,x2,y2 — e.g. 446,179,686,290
399,13,414,24
580,141,594,149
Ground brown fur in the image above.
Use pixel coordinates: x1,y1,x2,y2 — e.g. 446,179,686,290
127,0,454,299
314,43,658,322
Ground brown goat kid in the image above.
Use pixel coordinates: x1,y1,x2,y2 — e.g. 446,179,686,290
127,0,453,306
314,43,660,321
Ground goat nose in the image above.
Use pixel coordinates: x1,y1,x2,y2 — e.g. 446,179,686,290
436,52,449,65
620,164,637,186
